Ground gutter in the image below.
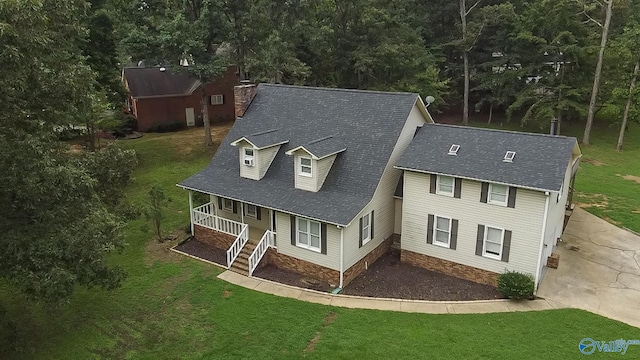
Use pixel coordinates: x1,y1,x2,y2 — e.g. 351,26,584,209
339,226,344,288
534,192,551,291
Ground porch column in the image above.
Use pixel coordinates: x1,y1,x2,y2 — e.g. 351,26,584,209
188,190,194,236
240,202,244,224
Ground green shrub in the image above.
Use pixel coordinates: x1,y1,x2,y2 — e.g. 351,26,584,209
147,122,185,133
497,271,535,300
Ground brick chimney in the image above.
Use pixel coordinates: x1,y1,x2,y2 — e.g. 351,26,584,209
234,81,257,118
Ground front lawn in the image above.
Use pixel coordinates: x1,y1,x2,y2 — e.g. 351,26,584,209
1,124,639,359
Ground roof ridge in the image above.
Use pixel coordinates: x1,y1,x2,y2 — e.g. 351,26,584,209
426,123,577,141
259,83,418,97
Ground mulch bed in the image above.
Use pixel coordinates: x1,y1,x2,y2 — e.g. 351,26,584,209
174,238,227,267
341,249,502,301
253,264,334,293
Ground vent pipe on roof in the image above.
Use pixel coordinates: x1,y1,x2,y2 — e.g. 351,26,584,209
550,119,558,135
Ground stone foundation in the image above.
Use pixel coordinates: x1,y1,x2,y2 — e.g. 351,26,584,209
401,249,499,287
343,235,396,285
266,249,340,287
194,225,236,250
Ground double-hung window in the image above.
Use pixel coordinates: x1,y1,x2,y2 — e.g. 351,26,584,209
433,216,451,247
222,198,234,212
488,184,508,206
361,212,371,244
243,147,255,166
483,226,504,260
297,218,321,252
436,175,454,196
299,157,312,177
246,204,257,218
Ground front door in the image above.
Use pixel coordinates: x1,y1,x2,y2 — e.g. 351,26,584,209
185,107,195,127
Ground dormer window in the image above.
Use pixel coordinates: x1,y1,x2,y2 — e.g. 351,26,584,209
448,144,460,155
503,151,516,162
299,156,312,176
243,147,255,166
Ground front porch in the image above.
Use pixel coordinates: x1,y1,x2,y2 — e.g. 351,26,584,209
189,200,277,276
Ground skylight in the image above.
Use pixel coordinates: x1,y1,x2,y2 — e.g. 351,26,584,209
448,144,460,155
503,151,516,162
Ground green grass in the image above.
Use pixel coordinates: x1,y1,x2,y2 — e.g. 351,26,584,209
1,125,639,359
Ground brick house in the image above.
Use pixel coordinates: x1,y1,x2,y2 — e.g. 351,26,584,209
178,83,581,292
123,66,238,131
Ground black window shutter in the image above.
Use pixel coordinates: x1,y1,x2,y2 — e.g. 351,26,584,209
450,219,458,250
217,197,223,210
242,204,245,215
480,183,489,203
454,178,462,198
359,217,363,248
232,201,238,214
290,215,296,246
370,210,375,240
321,223,327,255
476,225,485,255
256,206,262,220
501,230,512,262
429,174,437,194
427,214,434,244
507,187,517,208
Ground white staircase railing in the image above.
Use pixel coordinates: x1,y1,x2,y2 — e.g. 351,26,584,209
248,230,275,276
192,202,244,236
226,225,248,268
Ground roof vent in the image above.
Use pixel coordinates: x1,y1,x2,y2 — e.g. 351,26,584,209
448,144,460,155
159,67,166,72
503,151,516,162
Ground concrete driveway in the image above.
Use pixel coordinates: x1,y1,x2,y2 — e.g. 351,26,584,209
537,208,640,328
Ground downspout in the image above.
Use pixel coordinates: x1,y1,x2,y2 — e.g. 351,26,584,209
534,192,551,291
188,190,194,236
339,226,344,289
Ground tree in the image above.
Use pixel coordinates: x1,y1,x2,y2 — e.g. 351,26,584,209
144,185,170,241
459,0,482,125
0,0,134,304
617,59,639,151
583,0,615,146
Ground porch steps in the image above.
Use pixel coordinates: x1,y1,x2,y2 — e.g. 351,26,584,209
229,242,257,276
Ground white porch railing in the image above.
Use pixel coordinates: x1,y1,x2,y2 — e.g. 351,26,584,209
226,225,249,268
249,230,275,276
192,203,244,236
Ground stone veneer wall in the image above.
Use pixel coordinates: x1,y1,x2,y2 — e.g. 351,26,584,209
401,249,499,287
194,225,236,250
266,249,340,287
342,235,396,285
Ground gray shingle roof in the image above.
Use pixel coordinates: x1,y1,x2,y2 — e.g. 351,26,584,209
179,84,419,225
288,136,346,159
231,129,289,149
123,67,199,98
395,124,578,192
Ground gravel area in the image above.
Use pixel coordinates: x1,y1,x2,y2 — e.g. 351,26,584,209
341,249,502,301
174,238,226,267
253,265,334,293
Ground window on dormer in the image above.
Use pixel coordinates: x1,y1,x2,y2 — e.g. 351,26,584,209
299,156,312,177
243,147,254,166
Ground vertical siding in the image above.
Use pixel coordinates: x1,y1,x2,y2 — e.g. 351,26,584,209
401,171,546,276
315,155,337,190
238,145,260,180
258,145,280,179
343,101,428,269
274,212,340,270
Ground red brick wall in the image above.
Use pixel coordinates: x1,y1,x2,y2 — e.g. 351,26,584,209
343,235,395,285
134,66,239,131
401,249,499,287
265,249,341,287
194,225,236,250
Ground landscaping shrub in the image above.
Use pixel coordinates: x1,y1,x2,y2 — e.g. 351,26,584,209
147,122,185,133
497,271,535,299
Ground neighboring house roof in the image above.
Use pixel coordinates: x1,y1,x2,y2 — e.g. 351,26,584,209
179,84,421,226
395,124,579,192
123,67,200,98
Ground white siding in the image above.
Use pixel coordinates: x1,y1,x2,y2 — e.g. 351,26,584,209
394,198,402,234
211,196,270,236
258,145,280,179
316,155,337,190
274,211,341,270
238,145,259,180
343,101,428,269
401,171,546,276
293,153,316,192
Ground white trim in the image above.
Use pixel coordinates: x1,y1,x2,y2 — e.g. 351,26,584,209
432,215,452,248
361,212,372,245
299,156,313,177
188,191,194,236
222,198,234,212
243,147,255,167
448,144,460,155
436,175,454,197
285,145,346,160
482,225,505,260
535,192,551,289
488,183,508,206
296,217,321,253
230,137,288,149
339,226,344,288
246,204,258,219
210,94,224,105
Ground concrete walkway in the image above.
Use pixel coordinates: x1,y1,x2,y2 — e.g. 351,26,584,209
217,270,559,314
537,208,640,328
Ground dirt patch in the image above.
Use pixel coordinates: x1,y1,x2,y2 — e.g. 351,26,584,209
156,123,233,157
304,312,338,353
144,230,189,266
222,290,232,299
342,249,501,301
576,193,609,209
583,158,605,166
632,209,640,214
621,174,640,184
322,312,337,327
253,265,334,292
304,333,322,352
